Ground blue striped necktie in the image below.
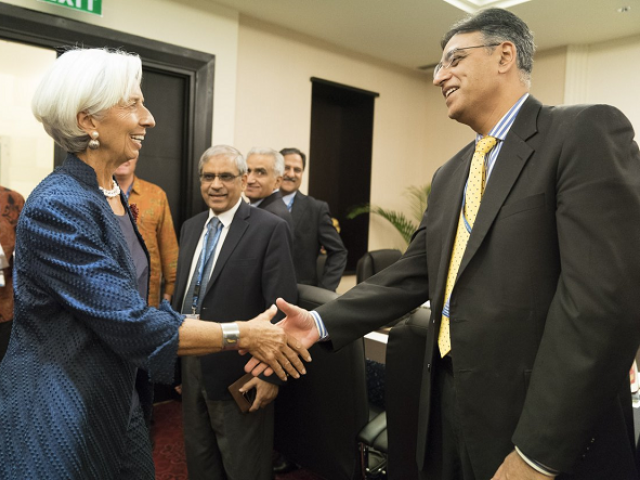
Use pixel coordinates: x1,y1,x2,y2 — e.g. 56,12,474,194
182,217,223,314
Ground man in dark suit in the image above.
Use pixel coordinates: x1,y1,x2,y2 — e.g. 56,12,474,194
245,147,294,235
174,145,297,480
250,8,640,480
279,148,347,292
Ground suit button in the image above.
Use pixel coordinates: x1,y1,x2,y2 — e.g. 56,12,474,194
427,363,431,372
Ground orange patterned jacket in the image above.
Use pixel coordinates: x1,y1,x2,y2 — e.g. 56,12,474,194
0,186,24,323
127,177,179,307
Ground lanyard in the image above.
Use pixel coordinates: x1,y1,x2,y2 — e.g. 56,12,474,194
191,219,221,313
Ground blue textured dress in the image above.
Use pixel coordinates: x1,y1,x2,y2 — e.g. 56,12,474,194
0,155,184,479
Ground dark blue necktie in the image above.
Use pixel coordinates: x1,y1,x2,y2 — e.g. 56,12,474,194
182,217,223,314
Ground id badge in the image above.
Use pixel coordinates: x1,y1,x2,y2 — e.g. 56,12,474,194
185,313,199,320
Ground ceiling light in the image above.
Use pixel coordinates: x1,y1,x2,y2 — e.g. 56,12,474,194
617,6,631,13
442,0,533,14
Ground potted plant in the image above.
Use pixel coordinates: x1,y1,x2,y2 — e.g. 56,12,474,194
347,184,431,247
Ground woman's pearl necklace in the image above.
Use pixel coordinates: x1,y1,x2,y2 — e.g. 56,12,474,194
99,180,121,198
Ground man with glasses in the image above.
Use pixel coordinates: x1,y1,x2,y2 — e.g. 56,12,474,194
172,145,297,480
245,147,294,236
256,8,640,480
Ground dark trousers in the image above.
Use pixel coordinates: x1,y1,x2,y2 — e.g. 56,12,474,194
0,320,12,363
420,355,476,480
181,356,274,480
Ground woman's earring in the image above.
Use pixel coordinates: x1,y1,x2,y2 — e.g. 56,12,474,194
88,131,100,150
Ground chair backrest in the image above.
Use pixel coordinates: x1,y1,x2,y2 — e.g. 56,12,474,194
384,306,430,480
356,249,402,284
274,284,369,480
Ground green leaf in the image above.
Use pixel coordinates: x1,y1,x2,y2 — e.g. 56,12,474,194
345,183,430,247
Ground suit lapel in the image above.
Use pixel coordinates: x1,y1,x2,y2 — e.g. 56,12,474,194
258,191,278,210
456,97,540,281
432,144,475,309
290,193,308,226
205,201,250,295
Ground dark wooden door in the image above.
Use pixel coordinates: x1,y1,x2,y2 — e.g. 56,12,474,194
309,79,378,273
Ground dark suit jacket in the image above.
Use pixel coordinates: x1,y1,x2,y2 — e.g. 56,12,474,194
256,190,294,236
290,192,347,291
172,200,297,400
316,96,640,479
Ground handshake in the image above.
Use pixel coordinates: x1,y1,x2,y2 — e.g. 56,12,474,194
236,298,321,381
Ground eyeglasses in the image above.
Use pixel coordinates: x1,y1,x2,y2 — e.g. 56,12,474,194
200,172,241,184
433,43,501,79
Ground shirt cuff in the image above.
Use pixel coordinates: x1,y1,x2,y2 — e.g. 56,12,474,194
309,310,329,341
515,446,559,477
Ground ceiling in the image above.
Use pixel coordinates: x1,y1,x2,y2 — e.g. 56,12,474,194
205,0,640,72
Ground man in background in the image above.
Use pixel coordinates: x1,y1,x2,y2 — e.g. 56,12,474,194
245,147,294,236
0,186,24,363
280,147,347,292
114,158,179,307
173,145,297,480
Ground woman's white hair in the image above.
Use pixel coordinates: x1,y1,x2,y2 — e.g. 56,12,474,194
32,48,142,153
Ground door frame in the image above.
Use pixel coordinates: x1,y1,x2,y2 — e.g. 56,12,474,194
0,3,214,220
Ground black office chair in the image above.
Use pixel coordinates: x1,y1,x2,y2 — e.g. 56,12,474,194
356,249,402,284
385,306,430,479
357,306,430,480
274,284,369,480
358,410,388,479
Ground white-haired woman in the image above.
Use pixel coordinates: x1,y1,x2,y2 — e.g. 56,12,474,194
0,48,309,480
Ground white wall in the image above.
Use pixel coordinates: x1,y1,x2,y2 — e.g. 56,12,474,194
0,40,56,196
1,0,241,146
583,34,640,140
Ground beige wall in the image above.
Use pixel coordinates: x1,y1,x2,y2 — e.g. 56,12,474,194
530,47,567,106
235,16,433,251
584,34,640,140
0,40,56,196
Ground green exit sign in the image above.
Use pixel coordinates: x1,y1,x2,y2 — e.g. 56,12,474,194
38,0,102,16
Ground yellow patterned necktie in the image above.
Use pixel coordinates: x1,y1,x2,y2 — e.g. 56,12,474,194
438,135,498,357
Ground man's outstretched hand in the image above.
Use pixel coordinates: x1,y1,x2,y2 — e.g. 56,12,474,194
244,298,320,377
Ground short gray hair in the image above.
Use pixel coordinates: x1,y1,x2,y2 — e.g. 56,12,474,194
441,8,536,87
246,147,284,177
32,48,143,153
198,145,247,175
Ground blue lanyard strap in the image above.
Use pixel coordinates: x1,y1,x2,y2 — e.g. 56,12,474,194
191,218,222,313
